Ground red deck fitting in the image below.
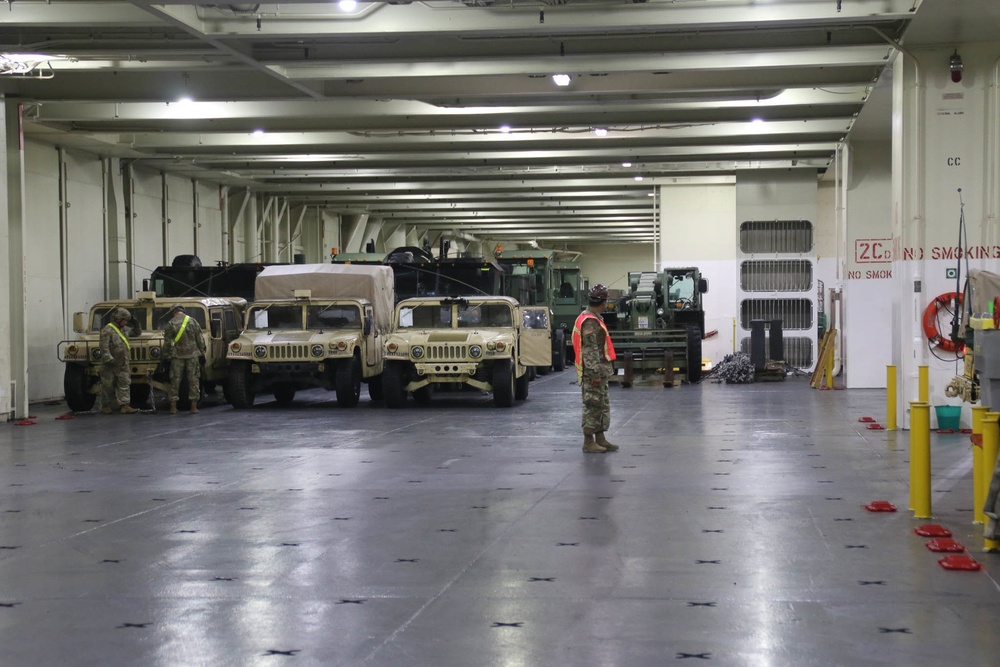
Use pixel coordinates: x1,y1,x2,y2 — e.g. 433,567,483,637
13,420,36,426
866,423,885,430
938,555,982,571
864,500,897,512
914,524,952,537
859,417,876,423
925,538,966,553
936,429,956,434
55,414,75,420
960,428,973,434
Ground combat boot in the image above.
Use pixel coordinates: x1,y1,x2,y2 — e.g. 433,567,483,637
582,433,606,453
169,400,178,415
120,405,138,414
595,432,619,452
100,406,113,415
190,402,199,414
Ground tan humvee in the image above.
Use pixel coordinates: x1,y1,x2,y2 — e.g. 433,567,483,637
226,264,394,408
381,296,551,408
57,292,247,411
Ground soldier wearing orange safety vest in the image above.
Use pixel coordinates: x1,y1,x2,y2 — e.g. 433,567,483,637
572,284,619,453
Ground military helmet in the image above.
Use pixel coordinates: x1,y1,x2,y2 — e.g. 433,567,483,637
112,307,131,321
172,304,186,314
588,283,609,305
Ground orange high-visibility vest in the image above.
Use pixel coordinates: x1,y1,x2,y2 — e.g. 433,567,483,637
572,311,616,383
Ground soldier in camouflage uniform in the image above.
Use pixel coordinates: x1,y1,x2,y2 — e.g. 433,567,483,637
99,307,138,414
163,305,207,414
572,284,619,453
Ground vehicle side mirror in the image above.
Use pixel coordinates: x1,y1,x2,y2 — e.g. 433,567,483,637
211,320,221,338
72,312,86,333
699,278,709,294
364,316,373,337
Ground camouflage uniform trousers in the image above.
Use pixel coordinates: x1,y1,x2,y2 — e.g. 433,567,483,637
581,378,611,435
100,364,131,408
169,357,202,402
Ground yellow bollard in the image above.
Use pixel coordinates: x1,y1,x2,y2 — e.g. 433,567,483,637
886,365,897,430
971,405,989,525
910,402,932,518
983,413,1000,551
918,365,928,404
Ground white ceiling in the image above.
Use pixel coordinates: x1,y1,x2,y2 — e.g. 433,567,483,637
0,0,979,244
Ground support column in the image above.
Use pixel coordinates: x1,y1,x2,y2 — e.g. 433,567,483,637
1,98,28,419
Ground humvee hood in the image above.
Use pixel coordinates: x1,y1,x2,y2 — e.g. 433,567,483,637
253,331,357,345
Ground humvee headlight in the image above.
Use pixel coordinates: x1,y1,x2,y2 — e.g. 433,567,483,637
230,342,242,353
337,341,348,351
495,342,506,352
387,343,398,353
91,349,102,361
150,347,161,360
254,345,267,358
411,345,424,359
469,345,482,358
486,342,496,351
311,344,324,357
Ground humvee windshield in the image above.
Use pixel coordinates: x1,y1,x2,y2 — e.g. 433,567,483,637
90,306,147,332
398,303,513,329
307,305,361,329
152,307,207,329
247,305,303,330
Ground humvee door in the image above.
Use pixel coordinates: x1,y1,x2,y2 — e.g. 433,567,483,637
519,306,553,368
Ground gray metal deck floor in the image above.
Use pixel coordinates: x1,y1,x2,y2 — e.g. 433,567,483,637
1,374,998,666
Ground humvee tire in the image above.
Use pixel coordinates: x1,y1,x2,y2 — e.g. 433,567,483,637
367,375,384,401
228,361,256,409
515,369,529,401
383,362,406,408
336,356,362,407
64,364,97,412
552,329,567,371
130,384,151,409
274,383,296,406
493,359,515,407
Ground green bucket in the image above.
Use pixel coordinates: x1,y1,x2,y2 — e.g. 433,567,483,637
934,405,962,431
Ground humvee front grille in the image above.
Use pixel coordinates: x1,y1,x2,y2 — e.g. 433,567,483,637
268,344,309,360
130,347,150,362
426,344,467,360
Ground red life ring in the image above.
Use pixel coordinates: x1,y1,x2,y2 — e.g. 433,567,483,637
922,292,963,352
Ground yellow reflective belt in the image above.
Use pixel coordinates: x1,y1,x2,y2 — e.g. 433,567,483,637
108,323,131,350
173,315,190,344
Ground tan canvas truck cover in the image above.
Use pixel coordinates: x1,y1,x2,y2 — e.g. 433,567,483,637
254,264,395,331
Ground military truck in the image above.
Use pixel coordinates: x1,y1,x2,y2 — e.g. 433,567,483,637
381,296,551,408
610,268,708,385
57,293,247,411
494,248,585,372
226,263,394,408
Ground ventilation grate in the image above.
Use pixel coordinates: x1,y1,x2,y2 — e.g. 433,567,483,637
739,220,813,254
740,299,813,330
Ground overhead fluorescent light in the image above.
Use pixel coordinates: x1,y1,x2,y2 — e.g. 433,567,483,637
622,162,632,168
338,0,358,11
552,74,571,87
593,128,608,137
499,125,512,134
